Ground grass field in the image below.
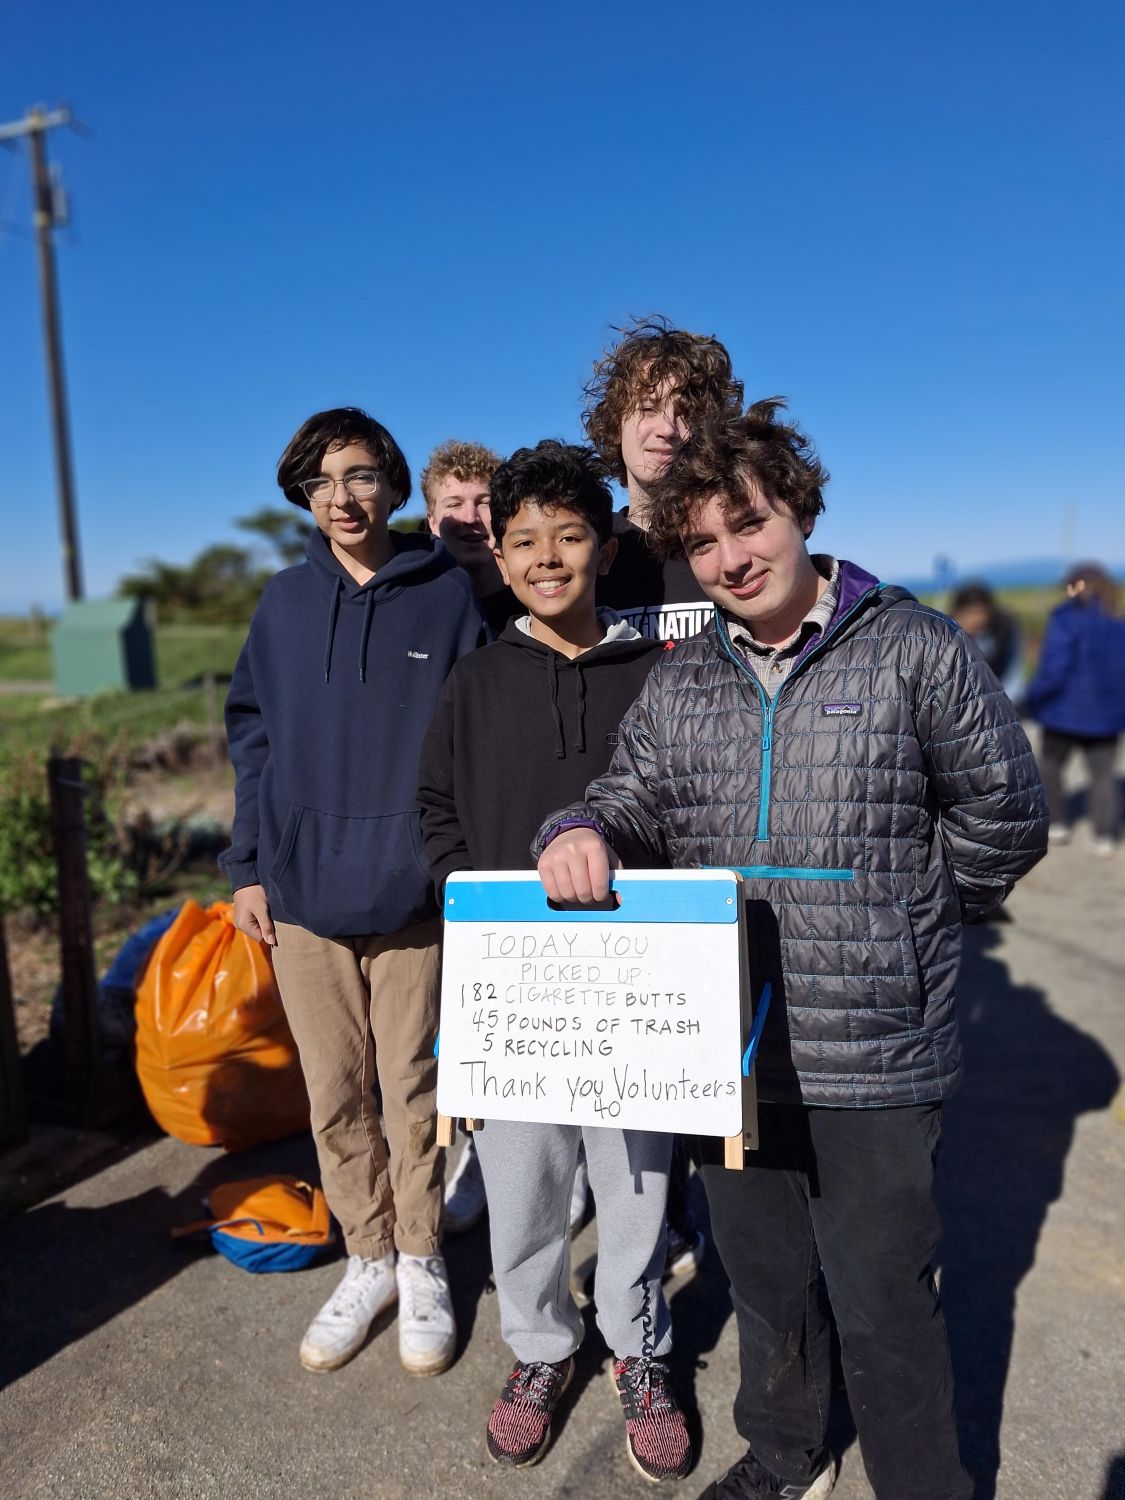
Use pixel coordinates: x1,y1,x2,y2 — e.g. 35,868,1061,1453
0,621,247,757
0,585,1063,760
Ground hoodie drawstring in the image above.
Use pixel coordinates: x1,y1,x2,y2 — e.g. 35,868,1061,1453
573,661,587,753
546,652,565,759
359,590,375,683
323,577,342,684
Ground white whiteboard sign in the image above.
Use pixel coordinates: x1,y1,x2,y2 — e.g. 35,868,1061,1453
437,870,747,1135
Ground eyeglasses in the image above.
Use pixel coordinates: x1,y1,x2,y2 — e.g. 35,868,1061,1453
299,469,382,505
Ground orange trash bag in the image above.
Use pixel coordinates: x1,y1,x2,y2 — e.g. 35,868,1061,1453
134,899,309,1150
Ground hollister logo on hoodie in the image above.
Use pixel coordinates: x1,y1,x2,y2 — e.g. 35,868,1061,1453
822,702,862,717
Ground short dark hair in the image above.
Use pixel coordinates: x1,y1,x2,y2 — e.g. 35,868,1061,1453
277,407,411,512
584,315,744,484
950,581,998,615
646,400,829,558
489,440,614,546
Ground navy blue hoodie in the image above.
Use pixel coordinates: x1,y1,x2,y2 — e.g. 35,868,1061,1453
220,529,484,937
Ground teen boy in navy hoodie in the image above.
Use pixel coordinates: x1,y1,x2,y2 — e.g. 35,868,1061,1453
417,441,692,1483
221,408,482,1378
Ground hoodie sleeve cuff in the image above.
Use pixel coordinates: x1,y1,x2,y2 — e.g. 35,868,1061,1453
532,816,607,860
221,858,260,894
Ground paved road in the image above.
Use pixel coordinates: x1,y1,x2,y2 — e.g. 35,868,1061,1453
2,839,1123,1500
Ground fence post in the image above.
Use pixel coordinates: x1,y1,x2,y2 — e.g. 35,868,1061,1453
0,913,26,1146
47,752,100,1121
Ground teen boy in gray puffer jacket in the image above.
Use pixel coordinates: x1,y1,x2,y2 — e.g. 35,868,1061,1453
534,401,1047,1500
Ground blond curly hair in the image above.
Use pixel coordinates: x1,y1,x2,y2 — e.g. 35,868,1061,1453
420,439,503,513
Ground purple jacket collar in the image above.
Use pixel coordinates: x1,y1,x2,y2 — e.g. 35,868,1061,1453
792,559,883,670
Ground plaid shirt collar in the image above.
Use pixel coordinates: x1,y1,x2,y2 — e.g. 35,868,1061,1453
725,555,841,666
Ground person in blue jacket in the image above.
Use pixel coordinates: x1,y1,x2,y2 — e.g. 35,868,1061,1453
1024,562,1125,854
220,407,483,1378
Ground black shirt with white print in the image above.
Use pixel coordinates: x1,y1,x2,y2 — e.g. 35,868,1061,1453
595,510,714,644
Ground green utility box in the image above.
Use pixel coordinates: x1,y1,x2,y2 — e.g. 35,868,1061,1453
51,597,156,697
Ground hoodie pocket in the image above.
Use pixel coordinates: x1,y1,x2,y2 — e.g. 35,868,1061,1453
269,806,435,939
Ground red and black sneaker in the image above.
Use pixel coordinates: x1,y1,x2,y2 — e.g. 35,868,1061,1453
486,1357,574,1467
611,1355,693,1483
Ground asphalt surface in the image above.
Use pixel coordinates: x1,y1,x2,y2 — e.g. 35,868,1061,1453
2,831,1123,1500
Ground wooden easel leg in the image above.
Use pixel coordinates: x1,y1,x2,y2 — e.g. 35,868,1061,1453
465,1118,481,1132
436,1114,455,1148
723,1133,744,1169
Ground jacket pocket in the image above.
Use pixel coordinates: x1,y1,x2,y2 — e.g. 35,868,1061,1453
269,806,435,938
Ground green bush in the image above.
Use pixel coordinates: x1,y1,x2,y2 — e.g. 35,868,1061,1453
0,741,138,918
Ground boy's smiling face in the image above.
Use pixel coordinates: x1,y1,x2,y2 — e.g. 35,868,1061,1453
496,501,616,638
308,440,396,556
427,473,494,566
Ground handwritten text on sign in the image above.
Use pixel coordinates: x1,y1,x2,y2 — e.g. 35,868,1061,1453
436,871,746,1134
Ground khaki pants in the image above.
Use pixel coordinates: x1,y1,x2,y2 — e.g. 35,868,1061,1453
272,916,443,1259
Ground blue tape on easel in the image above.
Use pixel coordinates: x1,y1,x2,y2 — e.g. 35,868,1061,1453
741,982,773,1076
433,1032,440,1059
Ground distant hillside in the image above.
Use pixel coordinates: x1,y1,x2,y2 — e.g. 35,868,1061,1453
892,557,1125,594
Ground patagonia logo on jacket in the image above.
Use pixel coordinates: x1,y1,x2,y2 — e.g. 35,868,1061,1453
822,702,863,717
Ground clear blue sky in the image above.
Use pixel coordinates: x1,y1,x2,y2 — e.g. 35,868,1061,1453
2,0,1122,611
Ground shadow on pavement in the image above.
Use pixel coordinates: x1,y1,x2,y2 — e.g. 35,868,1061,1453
938,921,1120,1499
1103,1452,1125,1500
0,1128,319,1392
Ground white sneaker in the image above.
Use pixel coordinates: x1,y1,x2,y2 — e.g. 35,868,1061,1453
299,1252,397,1372
569,1155,589,1237
396,1253,456,1375
443,1138,487,1234
1091,836,1116,858
1048,824,1072,846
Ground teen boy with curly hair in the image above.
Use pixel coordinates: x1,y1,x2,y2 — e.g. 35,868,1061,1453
584,315,745,1278
221,408,482,1380
418,441,691,1482
421,439,515,629
535,402,1048,1500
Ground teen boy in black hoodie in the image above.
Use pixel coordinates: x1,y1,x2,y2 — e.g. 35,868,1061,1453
417,441,691,1483
221,408,482,1379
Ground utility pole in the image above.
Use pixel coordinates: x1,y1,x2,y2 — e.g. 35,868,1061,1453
0,105,84,601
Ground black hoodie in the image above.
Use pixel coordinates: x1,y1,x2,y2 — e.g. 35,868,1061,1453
417,613,665,893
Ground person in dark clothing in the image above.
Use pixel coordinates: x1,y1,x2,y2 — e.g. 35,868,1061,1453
418,440,691,1483
949,580,1023,699
533,402,1048,1500
421,438,518,637
1024,562,1125,853
588,315,743,645
585,316,745,1274
221,407,483,1381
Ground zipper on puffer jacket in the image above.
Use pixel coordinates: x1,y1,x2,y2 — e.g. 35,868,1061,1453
715,584,884,847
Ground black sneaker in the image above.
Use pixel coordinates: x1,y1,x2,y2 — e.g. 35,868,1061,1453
696,1448,836,1499
663,1223,705,1281
486,1357,573,1467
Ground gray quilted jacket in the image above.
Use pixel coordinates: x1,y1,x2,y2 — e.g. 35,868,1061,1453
533,560,1048,1107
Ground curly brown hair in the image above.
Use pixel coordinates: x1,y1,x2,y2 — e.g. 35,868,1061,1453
583,316,743,484
645,399,830,558
420,439,503,513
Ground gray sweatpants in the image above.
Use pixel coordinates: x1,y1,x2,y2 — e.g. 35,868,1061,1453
473,1120,672,1364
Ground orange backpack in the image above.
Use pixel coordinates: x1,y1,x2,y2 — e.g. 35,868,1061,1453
173,1176,334,1272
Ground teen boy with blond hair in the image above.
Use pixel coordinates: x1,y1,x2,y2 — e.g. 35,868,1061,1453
422,439,514,635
